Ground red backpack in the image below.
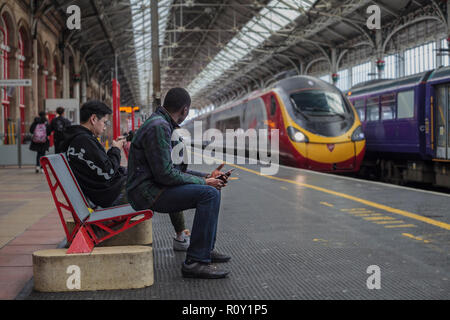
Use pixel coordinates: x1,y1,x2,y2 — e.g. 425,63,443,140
32,123,47,143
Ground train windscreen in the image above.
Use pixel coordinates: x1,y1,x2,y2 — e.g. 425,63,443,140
290,90,350,117
288,89,355,137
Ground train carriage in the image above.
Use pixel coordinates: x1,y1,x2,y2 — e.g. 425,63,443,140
348,66,450,188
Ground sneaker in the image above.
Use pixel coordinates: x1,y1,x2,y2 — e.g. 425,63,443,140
173,231,190,251
181,261,230,279
35,166,40,173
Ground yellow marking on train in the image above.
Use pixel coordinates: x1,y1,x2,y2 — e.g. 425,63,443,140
402,233,431,243
438,104,445,123
364,216,396,221
384,224,416,228
320,202,334,207
313,238,328,242
373,220,405,225
198,153,450,231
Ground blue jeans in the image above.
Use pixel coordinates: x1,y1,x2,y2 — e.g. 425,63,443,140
151,184,221,263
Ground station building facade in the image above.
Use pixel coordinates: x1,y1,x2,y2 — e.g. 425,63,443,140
0,0,112,145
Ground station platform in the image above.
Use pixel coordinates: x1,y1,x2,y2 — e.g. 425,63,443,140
1,149,449,300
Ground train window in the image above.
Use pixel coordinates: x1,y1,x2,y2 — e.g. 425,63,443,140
397,90,415,119
366,96,380,121
381,93,396,120
290,90,348,117
270,96,277,116
353,99,366,121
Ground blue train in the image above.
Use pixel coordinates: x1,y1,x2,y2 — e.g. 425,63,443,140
347,66,450,189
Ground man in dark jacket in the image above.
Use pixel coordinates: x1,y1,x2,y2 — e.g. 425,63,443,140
127,88,231,279
49,106,71,154
60,100,127,208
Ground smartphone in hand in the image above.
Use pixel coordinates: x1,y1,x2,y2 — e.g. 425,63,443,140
217,169,235,182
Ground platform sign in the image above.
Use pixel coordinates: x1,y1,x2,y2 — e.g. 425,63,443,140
0,79,32,87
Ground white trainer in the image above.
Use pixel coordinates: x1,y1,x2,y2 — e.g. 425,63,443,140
173,231,190,251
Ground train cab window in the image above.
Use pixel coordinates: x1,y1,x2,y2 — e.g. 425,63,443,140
270,96,277,116
353,99,366,121
381,93,396,120
397,90,415,119
366,96,380,121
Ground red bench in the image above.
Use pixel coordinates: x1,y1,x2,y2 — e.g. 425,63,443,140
40,154,153,254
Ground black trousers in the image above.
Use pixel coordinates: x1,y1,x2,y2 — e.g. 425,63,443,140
36,150,46,167
54,138,64,154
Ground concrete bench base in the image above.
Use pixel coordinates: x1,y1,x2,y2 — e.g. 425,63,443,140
66,217,153,246
33,246,154,292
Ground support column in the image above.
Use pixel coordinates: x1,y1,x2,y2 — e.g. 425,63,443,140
330,48,339,86
81,76,87,104
151,0,161,111
375,30,384,79
398,50,405,78
436,37,443,68
32,39,38,116
63,50,70,99
73,51,80,103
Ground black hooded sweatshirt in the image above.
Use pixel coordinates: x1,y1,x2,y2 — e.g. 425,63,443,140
60,125,125,208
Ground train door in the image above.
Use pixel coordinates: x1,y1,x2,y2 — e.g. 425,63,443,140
435,85,450,159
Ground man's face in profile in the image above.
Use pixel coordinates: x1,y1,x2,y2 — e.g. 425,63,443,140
178,105,190,124
93,114,109,137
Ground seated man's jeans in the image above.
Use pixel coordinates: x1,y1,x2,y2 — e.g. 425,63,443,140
151,184,221,263
112,180,186,233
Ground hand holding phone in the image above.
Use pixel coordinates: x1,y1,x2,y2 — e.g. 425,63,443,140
217,169,235,182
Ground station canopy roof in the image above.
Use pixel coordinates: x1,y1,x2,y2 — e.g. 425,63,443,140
46,0,435,110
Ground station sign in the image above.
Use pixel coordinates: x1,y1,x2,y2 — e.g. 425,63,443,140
0,79,32,87
120,106,140,113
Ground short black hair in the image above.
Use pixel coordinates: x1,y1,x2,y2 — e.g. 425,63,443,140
56,107,65,115
38,111,46,118
163,88,191,113
80,100,112,123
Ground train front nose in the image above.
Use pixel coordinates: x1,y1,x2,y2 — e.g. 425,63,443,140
304,141,362,172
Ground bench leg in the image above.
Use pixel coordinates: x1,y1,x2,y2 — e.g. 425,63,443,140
67,226,95,254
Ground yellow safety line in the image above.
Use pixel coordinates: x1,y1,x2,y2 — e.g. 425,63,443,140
402,233,430,243
373,220,405,225
384,224,416,228
196,153,450,231
320,201,334,207
364,216,396,221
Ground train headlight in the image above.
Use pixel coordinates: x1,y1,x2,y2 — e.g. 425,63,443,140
287,126,308,143
351,126,365,141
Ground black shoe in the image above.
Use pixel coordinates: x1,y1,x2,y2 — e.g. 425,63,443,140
181,262,230,279
210,250,231,263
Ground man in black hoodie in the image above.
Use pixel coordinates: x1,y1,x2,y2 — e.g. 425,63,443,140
60,100,127,208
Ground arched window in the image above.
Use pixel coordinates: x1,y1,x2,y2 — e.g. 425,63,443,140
44,54,48,99
0,14,9,144
18,30,25,106
53,59,57,98
0,16,8,102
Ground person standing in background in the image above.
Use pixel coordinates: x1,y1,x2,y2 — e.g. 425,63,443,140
29,111,50,173
49,106,71,154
